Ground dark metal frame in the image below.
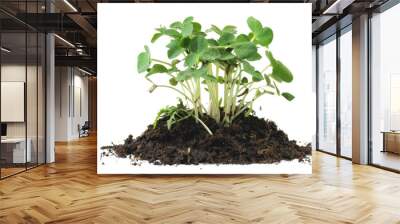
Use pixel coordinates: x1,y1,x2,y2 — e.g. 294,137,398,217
0,0,48,180
336,25,341,158
315,44,319,151
0,21,2,179
367,10,373,165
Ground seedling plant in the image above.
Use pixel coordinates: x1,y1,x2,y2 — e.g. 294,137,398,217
137,16,294,135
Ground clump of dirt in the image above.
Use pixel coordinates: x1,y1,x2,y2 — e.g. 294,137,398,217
101,113,311,165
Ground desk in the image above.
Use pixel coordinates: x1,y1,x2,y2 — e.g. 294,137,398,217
1,138,31,163
382,131,400,154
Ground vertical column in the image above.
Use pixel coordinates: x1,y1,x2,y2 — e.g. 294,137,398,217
352,14,369,164
46,0,55,163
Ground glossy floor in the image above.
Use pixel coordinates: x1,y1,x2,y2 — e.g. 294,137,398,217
0,135,400,223
372,150,400,171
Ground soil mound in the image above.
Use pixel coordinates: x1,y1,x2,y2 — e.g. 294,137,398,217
101,113,311,165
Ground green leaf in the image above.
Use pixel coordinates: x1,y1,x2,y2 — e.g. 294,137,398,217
201,73,217,81
270,72,283,82
192,22,202,33
137,46,151,73
170,21,182,29
241,77,248,84
207,25,222,35
252,71,263,82
266,51,293,83
236,34,250,43
164,29,181,38
219,50,235,60
169,77,178,86
246,51,261,61
181,21,193,37
242,61,262,81
171,59,180,67
256,27,273,47
218,32,235,45
282,92,295,101
248,32,254,40
145,45,150,55
186,66,208,80
247,17,263,34
185,53,199,67
207,39,219,46
272,60,293,82
180,37,191,48
167,40,183,59
201,48,221,61
176,70,192,81
266,51,275,63
183,16,193,23
167,47,183,59
222,25,237,34
189,36,208,54
147,64,168,75
242,61,255,74
233,42,257,59
151,33,162,43
177,68,207,81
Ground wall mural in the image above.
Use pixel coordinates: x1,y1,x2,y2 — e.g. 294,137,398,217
97,3,313,174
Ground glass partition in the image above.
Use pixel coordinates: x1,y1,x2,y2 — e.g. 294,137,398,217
0,1,46,179
1,31,28,177
318,36,337,154
371,3,400,171
339,28,352,158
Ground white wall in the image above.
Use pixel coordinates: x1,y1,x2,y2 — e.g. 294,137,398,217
1,65,41,138
55,67,89,141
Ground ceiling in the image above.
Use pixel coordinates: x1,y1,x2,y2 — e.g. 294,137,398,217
0,0,392,74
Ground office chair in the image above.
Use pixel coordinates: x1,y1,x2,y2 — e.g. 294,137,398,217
79,121,90,138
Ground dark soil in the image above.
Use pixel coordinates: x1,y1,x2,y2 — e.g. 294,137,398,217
101,113,311,165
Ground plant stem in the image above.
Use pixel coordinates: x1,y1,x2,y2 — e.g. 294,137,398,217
260,64,271,74
193,116,213,135
209,45,232,49
152,58,172,66
155,85,194,104
232,91,267,121
231,70,242,118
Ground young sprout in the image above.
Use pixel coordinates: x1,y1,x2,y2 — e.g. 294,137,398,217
137,16,294,134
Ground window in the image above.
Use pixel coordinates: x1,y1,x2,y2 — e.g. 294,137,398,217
318,36,337,154
371,3,400,171
339,28,352,158
0,2,47,179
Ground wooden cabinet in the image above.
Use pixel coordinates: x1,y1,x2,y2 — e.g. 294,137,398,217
382,132,400,154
